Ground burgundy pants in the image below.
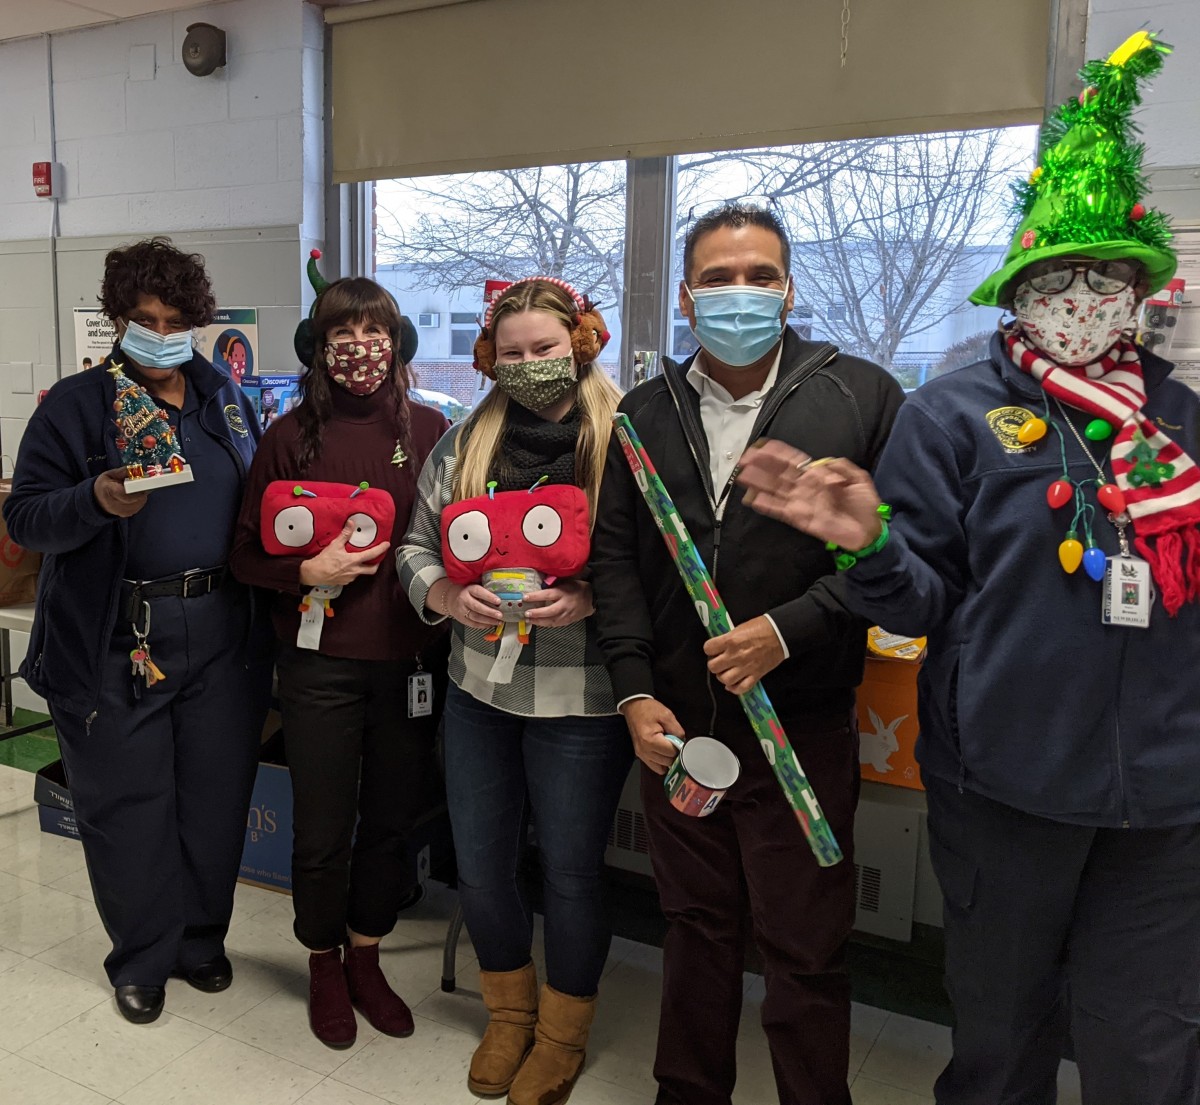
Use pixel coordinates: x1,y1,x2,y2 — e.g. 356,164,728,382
643,712,860,1105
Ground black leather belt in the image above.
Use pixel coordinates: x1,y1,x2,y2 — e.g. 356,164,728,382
123,567,227,619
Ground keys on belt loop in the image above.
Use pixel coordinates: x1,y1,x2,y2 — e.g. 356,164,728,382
129,599,166,694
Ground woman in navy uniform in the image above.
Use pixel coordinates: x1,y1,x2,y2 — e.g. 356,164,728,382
4,237,272,1024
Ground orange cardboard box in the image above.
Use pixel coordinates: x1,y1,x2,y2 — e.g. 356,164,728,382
857,630,924,791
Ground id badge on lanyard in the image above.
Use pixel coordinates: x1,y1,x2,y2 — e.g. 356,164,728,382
1101,515,1154,629
408,655,433,718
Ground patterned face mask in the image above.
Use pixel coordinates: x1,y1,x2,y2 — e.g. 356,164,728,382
323,337,393,395
493,354,577,412
1013,282,1138,367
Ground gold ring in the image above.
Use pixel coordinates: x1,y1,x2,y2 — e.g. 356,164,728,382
795,456,837,474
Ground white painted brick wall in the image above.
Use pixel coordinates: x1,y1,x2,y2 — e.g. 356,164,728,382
0,0,325,475
0,0,309,241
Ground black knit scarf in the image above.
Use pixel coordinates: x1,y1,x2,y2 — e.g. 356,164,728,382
492,403,581,492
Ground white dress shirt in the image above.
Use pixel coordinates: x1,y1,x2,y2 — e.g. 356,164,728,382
686,343,783,504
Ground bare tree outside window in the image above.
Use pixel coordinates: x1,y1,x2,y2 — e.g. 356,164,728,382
377,162,627,326
376,126,1035,400
676,128,1036,381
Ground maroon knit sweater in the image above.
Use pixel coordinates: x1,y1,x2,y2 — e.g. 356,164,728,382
230,385,450,660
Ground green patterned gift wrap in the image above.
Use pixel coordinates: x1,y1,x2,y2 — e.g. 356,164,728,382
612,413,843,867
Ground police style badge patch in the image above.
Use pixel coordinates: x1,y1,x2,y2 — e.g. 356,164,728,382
224,404,249,437
986,407,1037,453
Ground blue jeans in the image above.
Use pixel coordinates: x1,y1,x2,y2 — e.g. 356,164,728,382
443,682,632,997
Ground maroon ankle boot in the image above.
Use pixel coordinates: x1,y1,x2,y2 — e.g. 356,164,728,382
344,943,414,1037
308,949,357,1048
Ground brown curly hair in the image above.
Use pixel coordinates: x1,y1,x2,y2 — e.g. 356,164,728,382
99,237,217,327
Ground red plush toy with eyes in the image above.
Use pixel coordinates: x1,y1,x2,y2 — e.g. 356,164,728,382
441,482,590,644
261,480,395,563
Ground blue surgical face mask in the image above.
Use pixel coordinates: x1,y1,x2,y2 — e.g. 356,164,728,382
686,281,789,368
119,318,194,370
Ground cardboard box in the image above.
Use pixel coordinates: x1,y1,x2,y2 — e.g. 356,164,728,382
239,760,294,892
34,753,454,896
37,802,80,839
857,646,924,791
34,759,72,811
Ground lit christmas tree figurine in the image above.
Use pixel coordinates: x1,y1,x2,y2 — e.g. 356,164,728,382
109,363,195,492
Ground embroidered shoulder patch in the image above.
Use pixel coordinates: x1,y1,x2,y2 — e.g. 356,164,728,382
224,404,249,437
986,406,1036,453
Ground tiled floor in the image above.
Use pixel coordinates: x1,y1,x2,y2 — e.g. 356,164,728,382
0,763,1084,1104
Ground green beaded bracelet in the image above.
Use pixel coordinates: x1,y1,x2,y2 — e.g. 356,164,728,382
825,504,893,570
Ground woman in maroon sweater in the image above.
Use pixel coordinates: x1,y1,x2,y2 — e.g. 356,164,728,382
230,278,449,1048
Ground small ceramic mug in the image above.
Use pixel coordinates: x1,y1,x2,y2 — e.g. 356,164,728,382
663,734,741,817
481,568,545,622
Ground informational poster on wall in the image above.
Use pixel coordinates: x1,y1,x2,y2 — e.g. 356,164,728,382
72,309,117,372
193,308,259,388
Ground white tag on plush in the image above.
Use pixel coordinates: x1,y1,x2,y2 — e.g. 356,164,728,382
296,585,343,651
487,622,524,684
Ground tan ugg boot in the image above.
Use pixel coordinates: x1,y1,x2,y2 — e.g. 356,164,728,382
468,962,539,1096
506,985,596,1105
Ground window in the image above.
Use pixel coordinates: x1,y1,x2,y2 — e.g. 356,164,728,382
673,127,1038,388
376,161,627,408
374,127,1036,397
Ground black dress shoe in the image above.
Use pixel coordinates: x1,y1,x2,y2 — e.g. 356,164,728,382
115,985,165,1024
178,950,232,993
181,954,233,993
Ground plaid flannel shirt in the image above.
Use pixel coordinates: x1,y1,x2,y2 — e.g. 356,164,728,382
396,429,617,718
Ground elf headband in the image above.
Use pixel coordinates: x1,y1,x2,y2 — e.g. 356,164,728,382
293,250,419,367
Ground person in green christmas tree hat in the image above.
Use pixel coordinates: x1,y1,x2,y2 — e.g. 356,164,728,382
733,30,1200,1104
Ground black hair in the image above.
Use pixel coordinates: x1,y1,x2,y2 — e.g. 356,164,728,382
99,236,216,326
683,203,792,284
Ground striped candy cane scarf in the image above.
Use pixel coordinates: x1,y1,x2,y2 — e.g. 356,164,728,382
1007,330,1200,615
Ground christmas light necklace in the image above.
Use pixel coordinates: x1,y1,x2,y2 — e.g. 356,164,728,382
1020,397,1130,579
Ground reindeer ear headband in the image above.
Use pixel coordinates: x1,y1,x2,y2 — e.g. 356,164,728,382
472,276,610,381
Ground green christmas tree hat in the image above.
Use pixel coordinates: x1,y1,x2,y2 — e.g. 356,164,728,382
971,30,1177,307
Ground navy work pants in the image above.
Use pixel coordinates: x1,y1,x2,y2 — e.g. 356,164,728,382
51,586,271,988
925,773,1200,1105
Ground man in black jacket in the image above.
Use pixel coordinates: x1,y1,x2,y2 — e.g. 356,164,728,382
590,205,903,1105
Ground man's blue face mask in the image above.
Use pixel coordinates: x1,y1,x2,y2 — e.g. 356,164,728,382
119,318,194,370
685,281,789,368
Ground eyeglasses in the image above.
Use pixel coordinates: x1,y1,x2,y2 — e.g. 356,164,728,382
1021,259,1142,296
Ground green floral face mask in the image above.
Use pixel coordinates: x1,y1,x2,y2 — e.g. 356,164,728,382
494,355,577,412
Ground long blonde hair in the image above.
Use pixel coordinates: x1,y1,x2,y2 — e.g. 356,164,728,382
454,281,621,521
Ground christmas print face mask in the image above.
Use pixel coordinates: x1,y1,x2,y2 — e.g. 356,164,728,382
494,354,577,412
1012,281,1138,367
324,337,393,395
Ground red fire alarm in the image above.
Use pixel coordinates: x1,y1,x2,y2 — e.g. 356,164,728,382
33,161,61,198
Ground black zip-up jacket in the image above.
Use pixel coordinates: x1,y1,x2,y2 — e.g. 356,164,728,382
590,328,904,737
3,347,263,718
